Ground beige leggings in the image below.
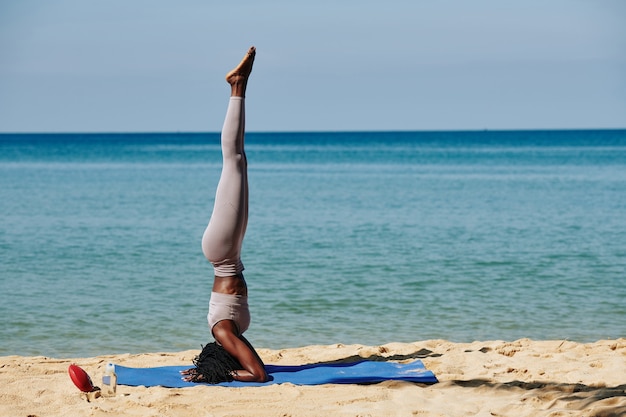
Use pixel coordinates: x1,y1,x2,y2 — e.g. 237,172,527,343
201,97,248,277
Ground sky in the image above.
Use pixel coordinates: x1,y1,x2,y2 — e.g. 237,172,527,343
1,0,625,133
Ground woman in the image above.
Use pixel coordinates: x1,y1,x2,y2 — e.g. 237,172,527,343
181,46,268,383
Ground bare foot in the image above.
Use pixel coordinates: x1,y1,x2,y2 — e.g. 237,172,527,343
226,46,256,97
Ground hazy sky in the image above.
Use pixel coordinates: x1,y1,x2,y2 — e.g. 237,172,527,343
1,0,625,132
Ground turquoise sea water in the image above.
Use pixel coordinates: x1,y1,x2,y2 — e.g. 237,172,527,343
1,130,625,358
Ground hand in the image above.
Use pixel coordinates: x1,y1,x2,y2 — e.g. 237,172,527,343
179,367,207,382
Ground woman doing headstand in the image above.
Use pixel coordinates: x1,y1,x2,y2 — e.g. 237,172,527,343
181,47,267,383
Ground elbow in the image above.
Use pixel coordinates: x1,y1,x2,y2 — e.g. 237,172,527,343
231,367,268,383
252,369,268,383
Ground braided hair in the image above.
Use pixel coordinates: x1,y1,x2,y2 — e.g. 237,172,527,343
189,342,242,384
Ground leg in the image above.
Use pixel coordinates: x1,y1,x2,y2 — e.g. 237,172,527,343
201,96,248,276
201,47,256,276
186,47,267,383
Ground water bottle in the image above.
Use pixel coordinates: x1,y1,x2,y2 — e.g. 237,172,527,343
102,363,117,397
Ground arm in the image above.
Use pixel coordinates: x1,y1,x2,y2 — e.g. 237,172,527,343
212,320,268,382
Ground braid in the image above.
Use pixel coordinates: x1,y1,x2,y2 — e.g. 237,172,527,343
190,342,242,384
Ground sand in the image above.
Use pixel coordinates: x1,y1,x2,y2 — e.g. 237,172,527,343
1,339,624,417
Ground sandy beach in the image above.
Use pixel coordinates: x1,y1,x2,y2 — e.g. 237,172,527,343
1,339,624,417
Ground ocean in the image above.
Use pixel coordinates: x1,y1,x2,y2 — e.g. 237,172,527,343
1,130,625,358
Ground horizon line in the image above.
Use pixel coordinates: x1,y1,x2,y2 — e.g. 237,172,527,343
1,127,626,135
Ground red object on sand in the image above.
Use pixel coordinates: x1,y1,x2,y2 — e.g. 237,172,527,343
68,364,95,392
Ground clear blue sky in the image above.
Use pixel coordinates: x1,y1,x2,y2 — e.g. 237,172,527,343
1,0,625,132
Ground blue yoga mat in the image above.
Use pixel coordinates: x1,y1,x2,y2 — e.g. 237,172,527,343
116,359,437,387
